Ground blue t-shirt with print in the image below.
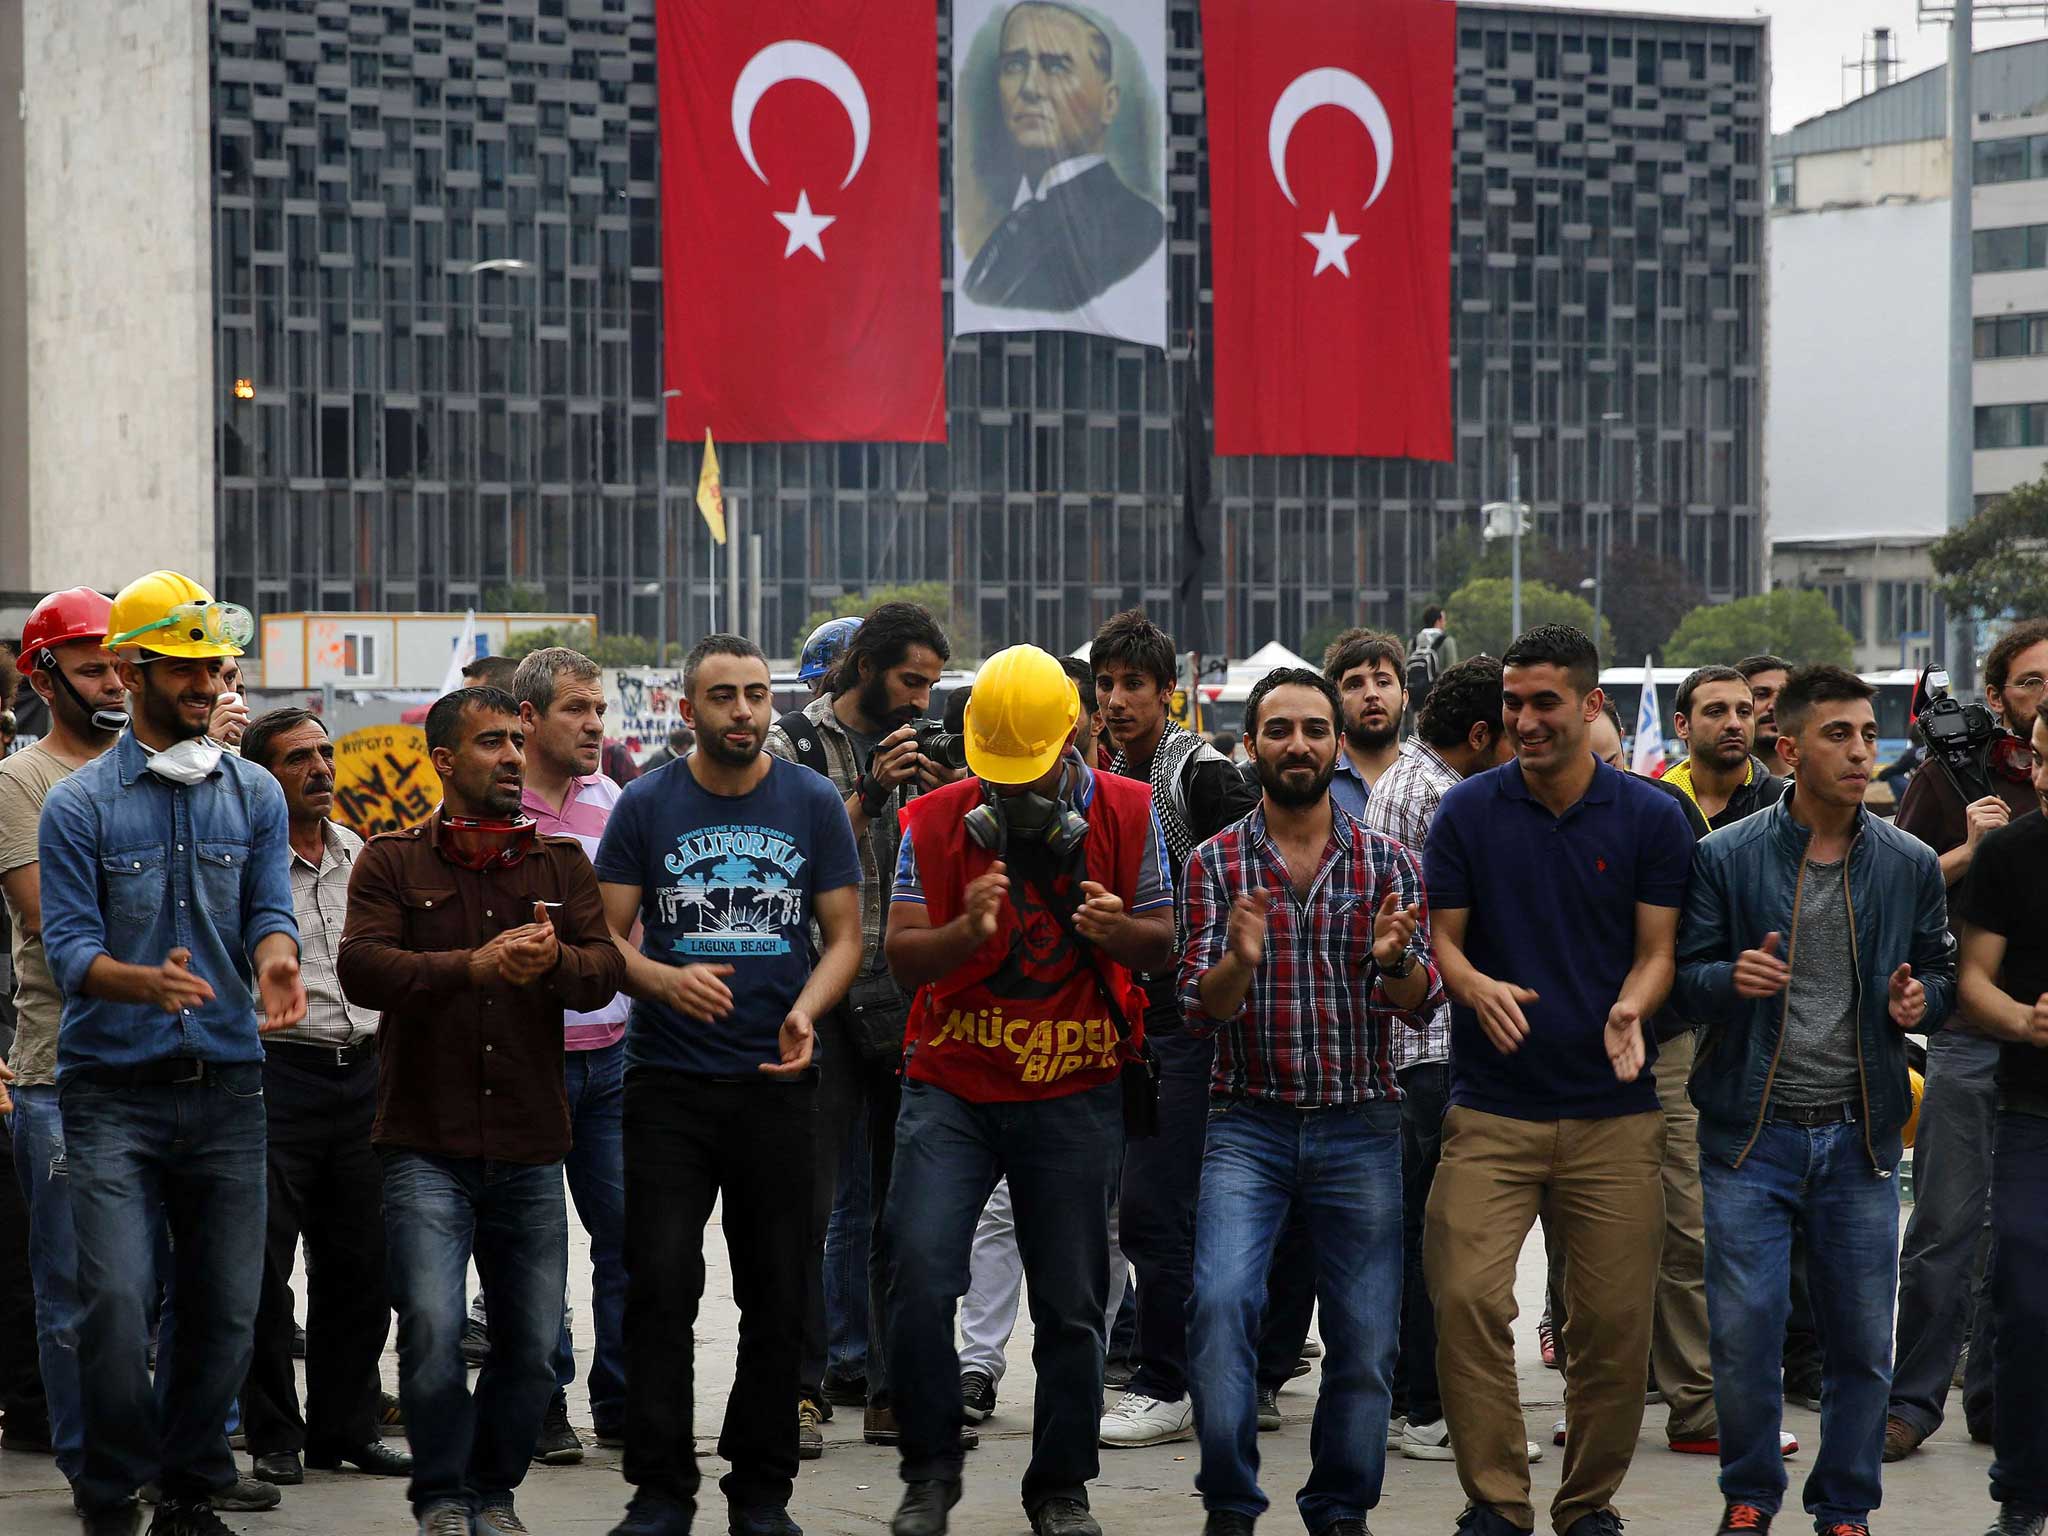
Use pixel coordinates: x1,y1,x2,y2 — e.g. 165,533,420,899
595,754,861,1077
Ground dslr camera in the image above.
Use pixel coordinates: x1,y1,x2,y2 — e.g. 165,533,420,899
1919,665,2005,799
912,717,970,773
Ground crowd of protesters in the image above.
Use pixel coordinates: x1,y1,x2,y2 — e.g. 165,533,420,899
1,569,2046,1536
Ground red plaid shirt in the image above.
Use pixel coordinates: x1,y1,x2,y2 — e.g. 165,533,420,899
1179,804,1443,1107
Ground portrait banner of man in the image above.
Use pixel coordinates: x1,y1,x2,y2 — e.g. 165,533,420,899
952,0,1168,349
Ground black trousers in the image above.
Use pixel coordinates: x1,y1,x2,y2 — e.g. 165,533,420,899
240,1049,390,1457
0,1112,48,1440
623,1068,816,1516
801,1010,901,1401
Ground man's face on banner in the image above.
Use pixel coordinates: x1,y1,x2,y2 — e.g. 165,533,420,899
998,3,1120,164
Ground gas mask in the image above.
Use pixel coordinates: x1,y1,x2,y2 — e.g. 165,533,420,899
964,779,1090,858
145,737,225,786
439,815,539,872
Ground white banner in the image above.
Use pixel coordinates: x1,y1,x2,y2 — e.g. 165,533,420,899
951,0,1168,348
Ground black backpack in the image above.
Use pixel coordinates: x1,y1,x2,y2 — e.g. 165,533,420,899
1406,629,1446,707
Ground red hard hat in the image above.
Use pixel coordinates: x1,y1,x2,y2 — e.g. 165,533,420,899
18,587,115,674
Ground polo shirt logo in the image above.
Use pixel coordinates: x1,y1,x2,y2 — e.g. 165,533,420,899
1595,857,1607,872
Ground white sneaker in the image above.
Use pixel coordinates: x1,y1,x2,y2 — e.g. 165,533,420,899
1386,1414,1407,1449
1400,1418,1453,1460
1098,1391,1196,1447
1399,1417,1545,1464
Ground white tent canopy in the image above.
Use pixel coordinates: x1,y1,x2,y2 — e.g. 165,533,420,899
1229,640,1314,685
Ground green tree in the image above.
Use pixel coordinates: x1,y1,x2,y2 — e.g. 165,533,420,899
1931,475,2048,620
1661,589,1855,669
1529,544,1706,664
500,621,597,662
1442,577,1612,661
483,582,550,613
792,581,980,664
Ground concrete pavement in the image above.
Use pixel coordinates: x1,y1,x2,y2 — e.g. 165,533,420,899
0,1210,1998,1536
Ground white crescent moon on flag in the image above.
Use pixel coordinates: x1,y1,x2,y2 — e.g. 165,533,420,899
1267,67,1394,210
731,40,871,191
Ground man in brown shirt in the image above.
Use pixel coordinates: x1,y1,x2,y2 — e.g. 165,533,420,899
338,686,624,1536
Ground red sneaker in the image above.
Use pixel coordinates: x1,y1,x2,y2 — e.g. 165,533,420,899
1669,1431,1798,1457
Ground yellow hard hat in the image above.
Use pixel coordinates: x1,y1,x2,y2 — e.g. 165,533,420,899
966,644,1081,785
1902,1066,1926,1149
106,571,253,659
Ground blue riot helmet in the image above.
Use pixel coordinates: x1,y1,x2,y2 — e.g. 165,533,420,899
798,615,863,689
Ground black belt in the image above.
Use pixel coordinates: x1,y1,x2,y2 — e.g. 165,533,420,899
72,1058,215,1089
1768,1100,1857,1127
266,1038,377,1072
1999,1087,2048,1120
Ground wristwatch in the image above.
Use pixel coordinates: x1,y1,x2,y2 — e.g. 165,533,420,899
1380,947,1416,980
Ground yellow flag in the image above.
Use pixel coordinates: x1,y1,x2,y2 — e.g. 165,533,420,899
695,429,727,546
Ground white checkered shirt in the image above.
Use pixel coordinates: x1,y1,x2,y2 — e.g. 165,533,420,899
273,820,379,1048
1363,739,1461,1070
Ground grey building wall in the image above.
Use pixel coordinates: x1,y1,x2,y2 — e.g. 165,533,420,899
208,0,1766,659
0,1,27,610
24,0,214,594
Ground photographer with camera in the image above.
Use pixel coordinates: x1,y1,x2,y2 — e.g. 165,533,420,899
1886,618,2048,1463
764,603,961,1460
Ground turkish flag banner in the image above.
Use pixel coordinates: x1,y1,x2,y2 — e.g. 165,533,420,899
657,1,944,442
1202,0,1452,460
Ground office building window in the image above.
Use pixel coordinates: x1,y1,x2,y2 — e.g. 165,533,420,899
1975,402,2048,449
1877,580,1927,647
1812,581,1867,645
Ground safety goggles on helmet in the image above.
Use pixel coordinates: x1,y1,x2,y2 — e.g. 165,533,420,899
110,600,256,654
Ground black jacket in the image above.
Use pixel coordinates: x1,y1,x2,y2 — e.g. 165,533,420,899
963,162,1165,312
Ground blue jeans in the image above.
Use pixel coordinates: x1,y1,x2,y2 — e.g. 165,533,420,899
383,1151,567,1516
1188,1098,1402,1530
557,1041,626,1423
824,1091,870,1384
1701,1120,1898,1527
9,1084,84,1483
1990,1111,2048,1510
61,1065,267,1513
884,1077,1123,1512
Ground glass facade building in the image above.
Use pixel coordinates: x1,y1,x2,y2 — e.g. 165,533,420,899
209,0,1766,657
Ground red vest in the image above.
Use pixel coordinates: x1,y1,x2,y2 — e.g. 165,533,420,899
897,770,1153,1103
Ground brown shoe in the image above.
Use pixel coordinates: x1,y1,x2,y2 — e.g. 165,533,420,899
861,1403,978,1450
1882,1414,1924,1463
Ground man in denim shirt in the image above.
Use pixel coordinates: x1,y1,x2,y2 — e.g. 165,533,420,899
36,571,306,1536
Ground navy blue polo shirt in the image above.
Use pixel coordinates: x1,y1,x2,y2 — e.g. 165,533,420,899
1423,755,1693,1121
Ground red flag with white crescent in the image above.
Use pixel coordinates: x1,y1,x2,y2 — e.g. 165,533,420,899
657,1,944,442
1201,0,1453,459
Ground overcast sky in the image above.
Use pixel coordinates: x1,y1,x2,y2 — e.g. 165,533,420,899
1540,0,2048,132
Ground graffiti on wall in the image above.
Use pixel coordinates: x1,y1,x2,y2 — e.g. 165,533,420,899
332,725,436,837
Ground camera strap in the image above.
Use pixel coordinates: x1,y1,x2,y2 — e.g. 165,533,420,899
1930,744,1995,806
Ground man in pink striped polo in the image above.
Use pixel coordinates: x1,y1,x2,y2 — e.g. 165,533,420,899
479,646,635,1464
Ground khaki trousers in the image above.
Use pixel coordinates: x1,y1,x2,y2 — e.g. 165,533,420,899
1649,1031,1716,1441
1425,1104,1665,1534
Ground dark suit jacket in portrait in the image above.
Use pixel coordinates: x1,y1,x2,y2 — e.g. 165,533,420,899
963,160,1165,312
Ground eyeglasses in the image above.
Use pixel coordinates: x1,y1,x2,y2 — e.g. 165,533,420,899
2004,674,2047,693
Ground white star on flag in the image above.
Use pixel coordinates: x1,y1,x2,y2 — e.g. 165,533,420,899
774,190,836,260
1301,213,1360,277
